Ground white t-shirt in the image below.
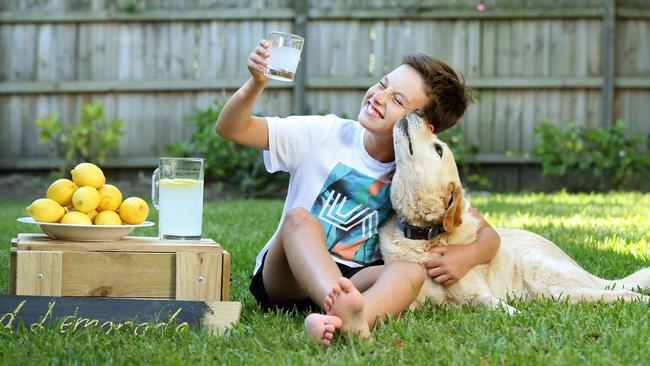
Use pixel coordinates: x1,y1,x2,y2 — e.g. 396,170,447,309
253,114,396,274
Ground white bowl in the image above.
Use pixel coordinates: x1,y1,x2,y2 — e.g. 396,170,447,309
17,217,155,241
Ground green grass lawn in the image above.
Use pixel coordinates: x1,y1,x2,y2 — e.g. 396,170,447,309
1,192,649,365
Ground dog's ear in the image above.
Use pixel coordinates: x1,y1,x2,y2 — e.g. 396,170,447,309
443,182,463,232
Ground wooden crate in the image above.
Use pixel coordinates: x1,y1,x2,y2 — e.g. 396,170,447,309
9,234,230,302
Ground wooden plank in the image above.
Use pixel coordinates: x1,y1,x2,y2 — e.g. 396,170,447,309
175,252,223,301
493,90,507,152
14,23,36,80
0,8,612,25
35,23,54,81
480,19,496,77
16,250,63,296
308,8,606,20
9,244,17,295
293,0,307,115
0,25,9,80
55,23,77,80
602,0,616,127
4,76,650,95
2,6,650,24
478,91,495,153
0,156,159,169
221,251,231,301
61,252,175,298
16,234,223,253
495,20,510,78
77,23,92,79
466,21,480,77
0,8,295,23
201,301,242,335
521,91,536,152
0,79,293,93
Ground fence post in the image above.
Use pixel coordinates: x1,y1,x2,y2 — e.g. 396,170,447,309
601,0,616,127
293,0,308,115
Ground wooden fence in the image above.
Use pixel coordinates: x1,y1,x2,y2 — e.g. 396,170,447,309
1,0,649,190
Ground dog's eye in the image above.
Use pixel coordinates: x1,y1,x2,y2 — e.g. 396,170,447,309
434,143,444,157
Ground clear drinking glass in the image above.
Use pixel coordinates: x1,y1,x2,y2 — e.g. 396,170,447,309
264,31,304,82
151,157,204,240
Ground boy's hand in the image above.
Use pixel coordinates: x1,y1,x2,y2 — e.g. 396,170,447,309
248,39,271,83
425,245,475,286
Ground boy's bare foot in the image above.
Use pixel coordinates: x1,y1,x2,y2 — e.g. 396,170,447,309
304,314,342,346
324,283,342,312
327,277,371,338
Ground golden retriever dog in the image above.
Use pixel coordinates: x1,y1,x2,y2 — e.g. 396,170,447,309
379,113,650,314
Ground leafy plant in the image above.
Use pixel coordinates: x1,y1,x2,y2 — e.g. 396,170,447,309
438,127,491,190
35,100,126,175
164,101,288,198
533,119,650,191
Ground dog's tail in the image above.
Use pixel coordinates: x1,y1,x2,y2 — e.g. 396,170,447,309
608,267,650,291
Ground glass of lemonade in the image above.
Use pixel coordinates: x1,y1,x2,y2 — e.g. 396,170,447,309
151,157,204,240
265,31,304,82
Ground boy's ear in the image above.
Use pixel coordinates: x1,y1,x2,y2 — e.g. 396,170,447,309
443,182,463,232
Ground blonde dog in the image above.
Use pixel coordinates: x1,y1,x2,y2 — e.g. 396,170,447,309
379,113,650,314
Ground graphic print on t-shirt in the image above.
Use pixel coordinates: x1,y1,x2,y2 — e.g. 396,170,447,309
310,163,392,265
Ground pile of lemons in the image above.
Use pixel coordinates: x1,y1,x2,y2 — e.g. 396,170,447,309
25,162,149,225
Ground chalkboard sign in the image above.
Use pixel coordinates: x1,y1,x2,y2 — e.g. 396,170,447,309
0,295,241,335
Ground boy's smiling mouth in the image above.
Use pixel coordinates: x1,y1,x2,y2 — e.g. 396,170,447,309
366,102,384,119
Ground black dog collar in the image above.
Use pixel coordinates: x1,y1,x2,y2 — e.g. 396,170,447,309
396,218,445,240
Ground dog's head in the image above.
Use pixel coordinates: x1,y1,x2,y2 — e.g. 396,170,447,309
391,112,464,233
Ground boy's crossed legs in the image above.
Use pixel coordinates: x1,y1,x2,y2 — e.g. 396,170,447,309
262,208,425,345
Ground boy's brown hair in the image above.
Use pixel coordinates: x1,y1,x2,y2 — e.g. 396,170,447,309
401,53,472,133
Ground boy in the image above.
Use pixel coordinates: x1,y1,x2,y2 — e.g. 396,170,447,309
215,39,500,345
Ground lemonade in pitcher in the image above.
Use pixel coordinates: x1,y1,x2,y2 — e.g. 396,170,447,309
159,178,203,239
152,157,205,240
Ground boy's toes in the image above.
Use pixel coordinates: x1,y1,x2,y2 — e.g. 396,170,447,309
337,277,355,292
328,315,342,328
324,297,333,311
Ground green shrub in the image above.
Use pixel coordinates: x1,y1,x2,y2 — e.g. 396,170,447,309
164,101,288,198
35,100,126,175
533,119,650,191
438,127,491,190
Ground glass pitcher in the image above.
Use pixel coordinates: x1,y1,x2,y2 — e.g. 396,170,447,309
151,157,204,240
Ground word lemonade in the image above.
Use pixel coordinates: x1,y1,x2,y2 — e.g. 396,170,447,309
1,300,188,335
25,162,149,225
158,178,203,239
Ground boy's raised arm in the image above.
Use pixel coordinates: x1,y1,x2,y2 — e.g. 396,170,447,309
215,39,272,150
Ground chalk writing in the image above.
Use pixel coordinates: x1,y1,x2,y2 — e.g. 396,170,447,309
1,301,190,335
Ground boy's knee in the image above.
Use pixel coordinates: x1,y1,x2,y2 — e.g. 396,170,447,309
283,208,318,229
392,261,426,285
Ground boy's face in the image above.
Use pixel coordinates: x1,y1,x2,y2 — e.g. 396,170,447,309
358,65,428,137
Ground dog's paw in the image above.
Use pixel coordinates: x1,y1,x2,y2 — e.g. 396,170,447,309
500,303,519,315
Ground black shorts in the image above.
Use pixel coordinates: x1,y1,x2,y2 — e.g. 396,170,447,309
249,251,383,312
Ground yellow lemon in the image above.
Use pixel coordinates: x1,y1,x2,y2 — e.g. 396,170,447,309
97,184,123,212
94,211,122,225
71,162,106,188
25,198,65,223
86,209,98,221
72,186,101,213
46,179,78,206
60,211,93,225
119,197,149,224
